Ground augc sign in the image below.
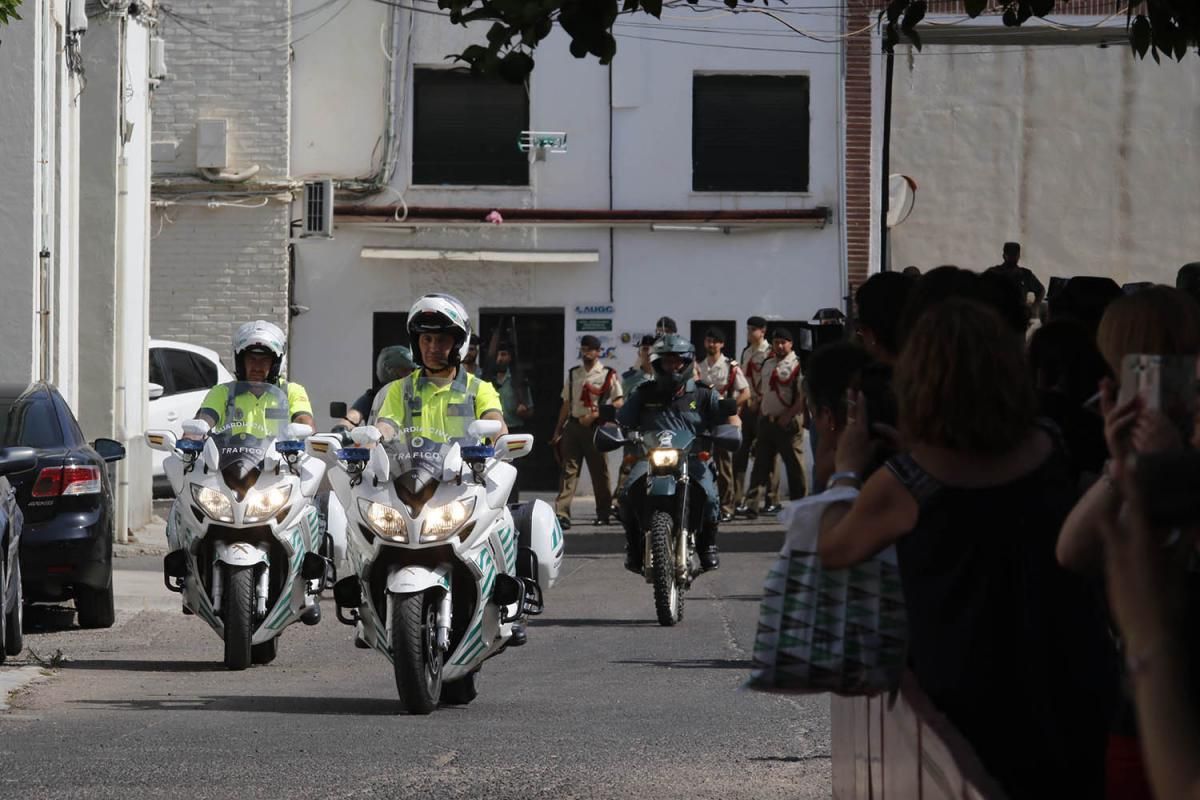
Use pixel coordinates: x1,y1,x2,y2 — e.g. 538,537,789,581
575,304,614,315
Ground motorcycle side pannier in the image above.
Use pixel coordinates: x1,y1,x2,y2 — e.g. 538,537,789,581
510,499,563,590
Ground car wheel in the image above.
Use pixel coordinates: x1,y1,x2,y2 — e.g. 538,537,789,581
5,561,23,656
76,580,116,629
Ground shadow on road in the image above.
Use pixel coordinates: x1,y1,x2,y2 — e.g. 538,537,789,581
72,695,409,716
689,594,762,603
535,618,658,628
60,659,227,673
613,658,753,670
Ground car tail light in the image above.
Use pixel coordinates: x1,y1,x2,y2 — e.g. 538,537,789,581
31,465,102,497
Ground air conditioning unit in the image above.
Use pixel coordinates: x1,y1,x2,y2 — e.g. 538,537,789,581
301,179,334,239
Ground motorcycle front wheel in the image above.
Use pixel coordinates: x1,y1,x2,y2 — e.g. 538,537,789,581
391,591,443,714
222,565,255,670
649,510,683,626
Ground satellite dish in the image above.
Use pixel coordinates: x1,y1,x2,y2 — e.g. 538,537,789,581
886,174,917,228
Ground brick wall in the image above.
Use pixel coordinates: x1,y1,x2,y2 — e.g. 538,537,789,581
150,0,292,356
149,204,291,361
154,1,291,177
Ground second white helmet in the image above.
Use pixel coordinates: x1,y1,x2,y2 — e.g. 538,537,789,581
233,319,286,382
407,294,471,367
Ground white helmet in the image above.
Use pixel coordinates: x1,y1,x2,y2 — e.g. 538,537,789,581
233,320,286,382
407,294,471,367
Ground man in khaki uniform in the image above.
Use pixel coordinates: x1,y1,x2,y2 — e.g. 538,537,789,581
552,335,624,528
696,327,750,522
744,327,806,517
735,315,779,516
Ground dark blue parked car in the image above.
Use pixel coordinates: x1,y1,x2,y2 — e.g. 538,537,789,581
0,445,36,661
0,383,125,629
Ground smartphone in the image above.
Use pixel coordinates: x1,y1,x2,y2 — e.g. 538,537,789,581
1117,354,1200,441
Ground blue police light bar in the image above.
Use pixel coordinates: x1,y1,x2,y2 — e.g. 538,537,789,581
336,447,371,463
178,439,204,454
275,440,304,454
461,445,494,462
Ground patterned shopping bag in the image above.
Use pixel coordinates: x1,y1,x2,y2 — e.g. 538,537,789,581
747,488,908,696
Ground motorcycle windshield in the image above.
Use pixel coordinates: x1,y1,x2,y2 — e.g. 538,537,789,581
379,426,475,499
207,382,290,498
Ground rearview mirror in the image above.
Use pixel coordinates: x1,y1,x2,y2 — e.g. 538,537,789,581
494,433,534,460
598,404,617,423
145,429,179,452
467,418,503,440
148,382,165,400
0,447,37,476
93,437,126,463
717,398,738,417
329,401,348,419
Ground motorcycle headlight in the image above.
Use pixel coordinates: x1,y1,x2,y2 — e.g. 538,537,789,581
191,485,234,523
358,497,408,542
649,448,681,474
420,497,476,542
244,485,292,523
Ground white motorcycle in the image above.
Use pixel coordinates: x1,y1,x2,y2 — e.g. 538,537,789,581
313,419,562,714
146,382,333,670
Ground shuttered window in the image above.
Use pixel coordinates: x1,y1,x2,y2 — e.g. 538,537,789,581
412,68,529,186
692,74,810,193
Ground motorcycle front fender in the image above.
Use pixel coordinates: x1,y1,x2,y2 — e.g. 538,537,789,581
647,475,678,497
386,563,452,595
213,540,270,568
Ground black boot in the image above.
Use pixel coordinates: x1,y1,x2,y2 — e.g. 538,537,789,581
301,601,321,626
624,529,643,574
697,523,720,572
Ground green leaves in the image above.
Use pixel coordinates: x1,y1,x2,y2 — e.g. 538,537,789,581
442,0,1200,82
0,0,22,24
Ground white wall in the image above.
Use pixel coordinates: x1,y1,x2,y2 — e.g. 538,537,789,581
0,0,80,399
0,3,42,385
889,42,1200,286
291,6,846,421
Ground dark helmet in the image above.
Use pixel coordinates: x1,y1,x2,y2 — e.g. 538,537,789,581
650,334,695,393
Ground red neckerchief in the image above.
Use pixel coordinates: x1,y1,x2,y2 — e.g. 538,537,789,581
579,365,615,411
768,355,799,405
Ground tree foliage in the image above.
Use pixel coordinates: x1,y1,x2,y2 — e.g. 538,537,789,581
437,0,1200,81
0,0,22,25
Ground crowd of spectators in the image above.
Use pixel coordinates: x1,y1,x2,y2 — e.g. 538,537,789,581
801,261,1200,799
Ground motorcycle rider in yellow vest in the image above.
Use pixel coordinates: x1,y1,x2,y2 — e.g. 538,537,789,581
372,294,506,443
193,320,315,435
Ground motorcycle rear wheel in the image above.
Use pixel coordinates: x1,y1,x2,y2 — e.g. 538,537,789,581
649,511,683,626
391,591,443,714
222,565,255,671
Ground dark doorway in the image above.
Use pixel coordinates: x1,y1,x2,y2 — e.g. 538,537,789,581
689,319,736,360
372,312,411,392
478,309,564,492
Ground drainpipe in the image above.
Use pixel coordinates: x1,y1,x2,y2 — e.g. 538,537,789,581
879,46,896,274
112,14,130,544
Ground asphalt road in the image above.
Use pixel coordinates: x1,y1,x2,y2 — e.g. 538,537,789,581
0,546,830,800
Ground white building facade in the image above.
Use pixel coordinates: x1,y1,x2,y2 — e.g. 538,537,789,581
289,3,848,488
0,0,85,405
0,0,158,534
